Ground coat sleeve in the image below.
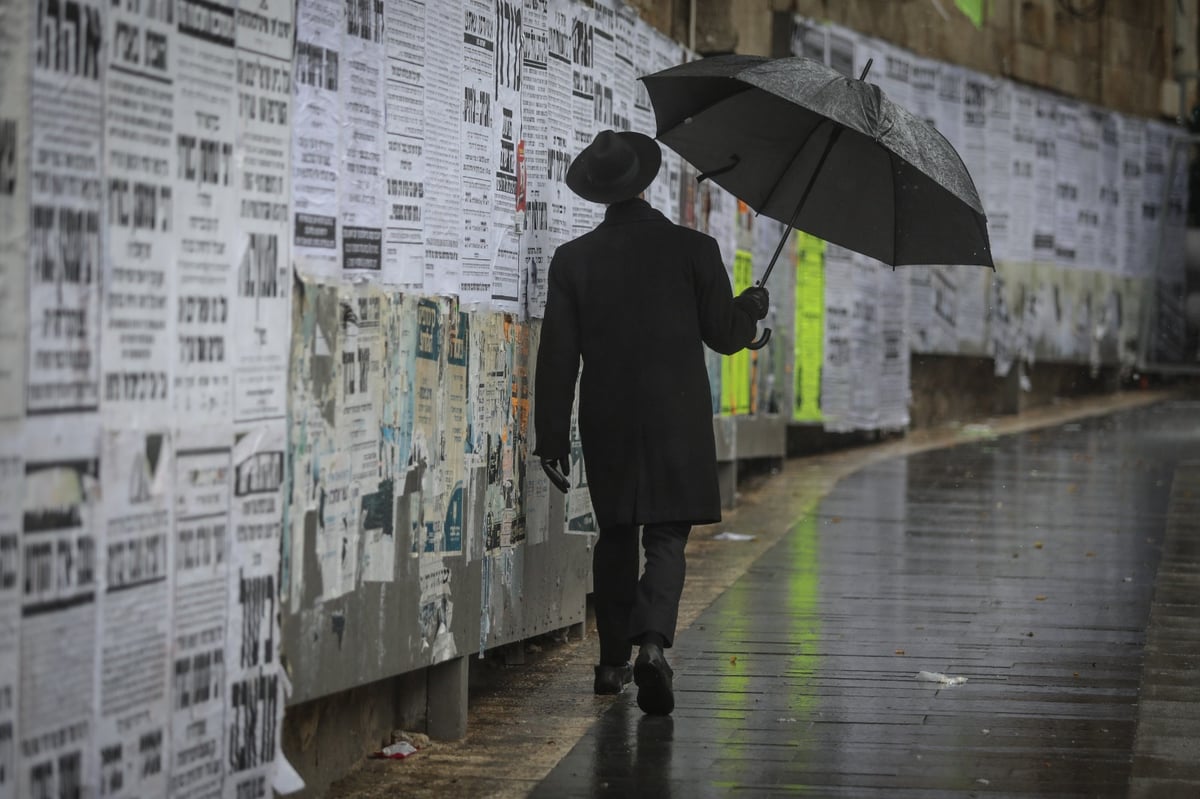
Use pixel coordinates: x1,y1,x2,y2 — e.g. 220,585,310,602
533,251,580,458
694,236,759,355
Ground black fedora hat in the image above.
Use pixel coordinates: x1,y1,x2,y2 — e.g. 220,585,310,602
566,130,662,204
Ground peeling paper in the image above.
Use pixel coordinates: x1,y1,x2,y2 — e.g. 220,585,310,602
916,670,968,686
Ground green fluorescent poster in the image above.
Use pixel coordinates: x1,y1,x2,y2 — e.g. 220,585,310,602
793,233,824,422
721,249,753,415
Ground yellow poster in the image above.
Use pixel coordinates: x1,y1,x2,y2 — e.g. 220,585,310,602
793,233,825,422
721,249,754,415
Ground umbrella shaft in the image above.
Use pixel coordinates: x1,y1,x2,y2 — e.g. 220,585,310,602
757,124,845,287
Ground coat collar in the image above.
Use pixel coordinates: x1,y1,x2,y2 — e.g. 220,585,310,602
601,197,667,227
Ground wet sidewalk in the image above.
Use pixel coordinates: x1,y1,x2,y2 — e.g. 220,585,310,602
532,400,1200,798
328,393,1199,798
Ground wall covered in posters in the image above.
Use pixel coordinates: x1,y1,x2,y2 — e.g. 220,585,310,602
788,16,1189,432
0,0,775,794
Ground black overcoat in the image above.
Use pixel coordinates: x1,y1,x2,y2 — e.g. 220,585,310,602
533,198,760,530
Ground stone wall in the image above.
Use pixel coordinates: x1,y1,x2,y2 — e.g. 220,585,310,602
639,0,1200,120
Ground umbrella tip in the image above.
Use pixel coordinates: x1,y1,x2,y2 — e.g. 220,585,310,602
859,59,873,81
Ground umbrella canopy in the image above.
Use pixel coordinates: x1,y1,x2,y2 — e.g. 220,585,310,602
640,54,993,269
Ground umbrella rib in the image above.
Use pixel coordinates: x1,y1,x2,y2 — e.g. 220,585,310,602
758,117,831,213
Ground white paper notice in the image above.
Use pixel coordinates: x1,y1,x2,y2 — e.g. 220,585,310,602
1007,86,1037,264
1053,101,1081,267
233,1,293,422
101,2,179,424
983,77,1012,261
1119,115,1145,278
422,0,465,295
98,428,173,798
292,0,343,281
383,0,428,289
19,419,100,799
341,0,387,275
0,428,21,799
1096,110,1121,275
1032,93,1058,263
227,421,287,799
1075,107,1101,270
175,0,238,424
170,427,233,798
28,0,105,416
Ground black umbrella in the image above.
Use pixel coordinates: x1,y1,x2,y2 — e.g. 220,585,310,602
640,54,993,347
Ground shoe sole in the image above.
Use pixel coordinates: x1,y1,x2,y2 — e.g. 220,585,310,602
634,660,674,715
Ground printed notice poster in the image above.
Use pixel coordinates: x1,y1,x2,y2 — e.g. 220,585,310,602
1119,115,1145,278
227,422,287,799
292,0,343,281
19,421,99,799
383,0,428,288
170,427,233,798
1075,108,1102,270
176,0,238,423
341,0,387,274
0,430,20,799
28,0,105,416
0,1,30,421
1008,86,1037,264
233,0,293,422
1097,110,1121,275
462,0,499,304
1053,101,1081,266
522,0,552,316
983,77,1013,261
98,429,173,798
491,0,524,310
102,1,178,422
423,0,466,295
569,2,599,237
1032,93,1058,263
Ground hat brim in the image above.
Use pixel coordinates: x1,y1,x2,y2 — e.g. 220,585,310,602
566,131,663,204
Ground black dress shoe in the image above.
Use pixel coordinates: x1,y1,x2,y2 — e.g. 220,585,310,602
633,642,675,715
594,662,633,695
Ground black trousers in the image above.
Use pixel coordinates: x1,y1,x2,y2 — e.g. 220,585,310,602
592,521,691,665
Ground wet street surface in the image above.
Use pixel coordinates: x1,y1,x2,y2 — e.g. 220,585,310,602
532,401,1200,798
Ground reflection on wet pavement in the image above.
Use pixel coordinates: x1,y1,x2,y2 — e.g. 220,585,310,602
533,401,1200,797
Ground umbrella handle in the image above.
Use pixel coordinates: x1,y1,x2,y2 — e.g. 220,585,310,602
747,326,772,350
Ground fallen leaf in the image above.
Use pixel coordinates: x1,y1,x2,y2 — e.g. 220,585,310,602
729,655,738,665
1035,595,1047,601
894,649,906,656
1034,541,1044,549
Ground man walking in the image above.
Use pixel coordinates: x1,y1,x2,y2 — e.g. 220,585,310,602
534,129,769,715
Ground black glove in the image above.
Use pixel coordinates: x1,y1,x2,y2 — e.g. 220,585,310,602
540,455,570,493
738,286,770,320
